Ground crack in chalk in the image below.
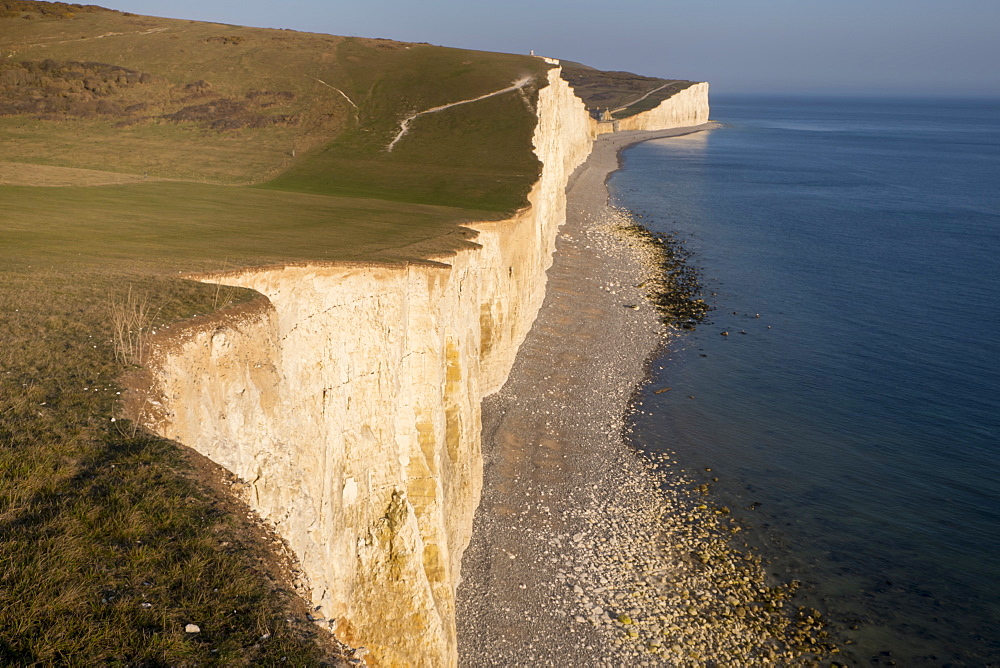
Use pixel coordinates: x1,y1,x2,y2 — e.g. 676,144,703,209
386,76,532,152
330,367,380,389
280,294,378,340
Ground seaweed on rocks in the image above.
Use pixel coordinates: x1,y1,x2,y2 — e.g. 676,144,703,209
614,211,712,330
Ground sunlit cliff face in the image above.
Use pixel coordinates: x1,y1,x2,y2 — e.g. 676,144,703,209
143,67,709,666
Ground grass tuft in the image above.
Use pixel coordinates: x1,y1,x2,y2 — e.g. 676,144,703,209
109,286,155,367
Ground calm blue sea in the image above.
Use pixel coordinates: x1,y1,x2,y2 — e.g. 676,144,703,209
612,96,1000,665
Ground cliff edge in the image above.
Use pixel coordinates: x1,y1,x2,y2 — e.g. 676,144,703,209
143,65,709,666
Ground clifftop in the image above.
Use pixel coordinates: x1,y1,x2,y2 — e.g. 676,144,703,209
561,60,700,119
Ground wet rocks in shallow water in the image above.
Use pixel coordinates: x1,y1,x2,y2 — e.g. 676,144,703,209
614,217,712,330
549,446,839,664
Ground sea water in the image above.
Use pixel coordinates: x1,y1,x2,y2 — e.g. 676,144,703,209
611,96,1000,665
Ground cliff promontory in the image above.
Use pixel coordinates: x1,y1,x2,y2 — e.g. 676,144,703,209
144,67,708,665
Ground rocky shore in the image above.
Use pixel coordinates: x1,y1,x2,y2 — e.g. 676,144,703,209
456,124,837,666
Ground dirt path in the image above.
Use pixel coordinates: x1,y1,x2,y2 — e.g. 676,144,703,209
0,161,162,187
612,82,673,114
22,26,169,50
386,77,531,151
304,74,358,109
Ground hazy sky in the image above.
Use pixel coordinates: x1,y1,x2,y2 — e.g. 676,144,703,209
103,1,1000,97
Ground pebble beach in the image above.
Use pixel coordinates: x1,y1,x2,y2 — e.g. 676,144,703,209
456,124,837,666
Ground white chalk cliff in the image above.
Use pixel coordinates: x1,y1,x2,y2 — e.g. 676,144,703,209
144,65,709,666
609,82,709,132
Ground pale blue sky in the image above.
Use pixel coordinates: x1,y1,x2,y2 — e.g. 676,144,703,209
103,1,999,97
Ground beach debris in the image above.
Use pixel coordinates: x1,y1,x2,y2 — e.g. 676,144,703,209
184,623,200,633
653,387,672,394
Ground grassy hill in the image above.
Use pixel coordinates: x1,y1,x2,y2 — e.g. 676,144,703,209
0,1,699,663
0,5,547,204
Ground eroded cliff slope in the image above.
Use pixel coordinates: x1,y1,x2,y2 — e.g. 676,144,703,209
144,65,708,666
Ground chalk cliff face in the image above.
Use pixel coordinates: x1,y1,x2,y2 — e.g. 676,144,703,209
589,81,710,136
144,65,708,666
610,81,709,132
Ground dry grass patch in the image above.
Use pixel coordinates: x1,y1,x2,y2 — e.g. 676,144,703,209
109,285,156,367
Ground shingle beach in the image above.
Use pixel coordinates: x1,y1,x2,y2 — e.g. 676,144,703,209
456,124,837,666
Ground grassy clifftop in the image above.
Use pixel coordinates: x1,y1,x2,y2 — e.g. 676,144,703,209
561,60,699,119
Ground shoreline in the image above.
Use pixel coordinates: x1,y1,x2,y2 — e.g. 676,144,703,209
456,122,824,665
